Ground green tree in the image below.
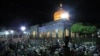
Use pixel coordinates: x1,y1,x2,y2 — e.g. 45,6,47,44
90,26,96,33
71,23,83,38
83,26,96,34
83,26,96,38
71,23,97,38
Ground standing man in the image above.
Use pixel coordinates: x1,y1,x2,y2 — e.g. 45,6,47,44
63,36,72,56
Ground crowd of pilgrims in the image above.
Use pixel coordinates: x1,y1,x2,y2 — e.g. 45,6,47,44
0,36,100,56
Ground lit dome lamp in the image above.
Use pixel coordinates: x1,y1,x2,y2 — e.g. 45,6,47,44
60,12,70,20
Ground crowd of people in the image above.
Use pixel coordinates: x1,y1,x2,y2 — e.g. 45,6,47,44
0,36,100,56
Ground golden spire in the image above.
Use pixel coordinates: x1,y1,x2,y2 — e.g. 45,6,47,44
59,3,63,10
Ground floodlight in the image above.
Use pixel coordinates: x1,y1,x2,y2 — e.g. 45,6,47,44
20,26,26,31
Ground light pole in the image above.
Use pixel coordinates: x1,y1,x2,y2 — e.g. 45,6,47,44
4,31,9,39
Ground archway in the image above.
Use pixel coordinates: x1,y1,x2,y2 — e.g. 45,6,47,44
32,31,37,38
52,30,56,38
65,29,69,37
47,31,51,38
58,29,63,38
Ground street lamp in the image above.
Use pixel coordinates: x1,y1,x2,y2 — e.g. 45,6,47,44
23,31,29,35
23,31,27,34
10,30,14,34
4,31,9,38
10,30,14,38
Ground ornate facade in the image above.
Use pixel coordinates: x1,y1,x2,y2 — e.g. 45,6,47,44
30,3,73,39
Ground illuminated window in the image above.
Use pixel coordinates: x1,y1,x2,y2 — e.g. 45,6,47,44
52,30,56,38
58,29,63,38
65,29,69,36
39,33,42,38
32,31,37,37
71,32,74,38
47,31,50,37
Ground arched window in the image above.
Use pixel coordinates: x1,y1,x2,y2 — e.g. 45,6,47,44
39,32,42,38
58,29,63,38
65,29,69,36
47,31,51,37
71,32,74,38
52,30,56,38
32,31,37,37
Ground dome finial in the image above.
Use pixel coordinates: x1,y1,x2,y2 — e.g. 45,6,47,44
60,3,62,7
59,3,63,9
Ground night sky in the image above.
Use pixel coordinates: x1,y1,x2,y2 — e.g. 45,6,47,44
0,0,100,28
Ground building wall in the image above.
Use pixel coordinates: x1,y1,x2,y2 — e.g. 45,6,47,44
30,20,72,39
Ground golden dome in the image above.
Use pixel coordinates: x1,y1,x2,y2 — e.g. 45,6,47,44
54,3,70,21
